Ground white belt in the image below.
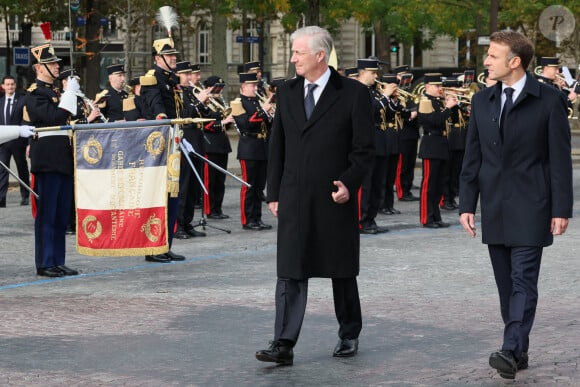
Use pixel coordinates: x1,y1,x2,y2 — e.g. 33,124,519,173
37,130,72,138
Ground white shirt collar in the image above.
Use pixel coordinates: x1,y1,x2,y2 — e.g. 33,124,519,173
304,67,331,103
502,73,527,102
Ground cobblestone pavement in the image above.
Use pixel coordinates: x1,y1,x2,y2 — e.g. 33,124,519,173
1,170,579,386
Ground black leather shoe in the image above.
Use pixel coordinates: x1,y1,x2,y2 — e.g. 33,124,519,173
441,203,456,211
145,254,171,263
37,267,64,277
0,200,5,208
390,208,401,214
166,250,186,261
400,193,420,201
423,222,440,229
375,226,390,233
65,226,76,235
57,265,79,276
258,221,272,230
333,338,358,357
378,208,394,215
243,222,262,231
20,197,29,206
207,213,230,219
489,350,517,379
186,228,206,237
255,341,294,365
517,352,528,370
435,221,450,228
360,226,378,234
174,230,190,239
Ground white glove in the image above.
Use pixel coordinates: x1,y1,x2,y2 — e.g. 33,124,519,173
65,76,80,93
19,125,35,138
181,138,194,154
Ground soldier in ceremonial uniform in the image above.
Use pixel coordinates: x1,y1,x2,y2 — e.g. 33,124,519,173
356,59,393,233
536,57,577,112
202,75,235,220
232,72,272,230
392,65,420,202
174,61,210,239
378,73,406,215
417,73,458,228
244,61,268,100
441,76,468,211
98,64,128,122
25,43,81,277
139,37,185,262
123,77,147,121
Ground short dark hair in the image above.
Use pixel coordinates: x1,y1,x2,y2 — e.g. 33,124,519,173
2,75,15,84
490,30,535,70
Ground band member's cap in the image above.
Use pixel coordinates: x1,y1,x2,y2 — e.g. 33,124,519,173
31,43,61,64
107,64,125,75
423,73,443,85
539,57,559,67
204,75,224,87
381,74,399,84
344,67,358,77
152,37,179,56
392,65,409,74
175,61,192,73
128,77,140,87
357,59,379,71
270,77,286,89
239,72,258,83
57,67,79,80
244,61,261,72
442,76,462,88
190,63,201,73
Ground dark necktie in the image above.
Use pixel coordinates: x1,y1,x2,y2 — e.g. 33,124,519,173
4,97,11,124
304,83,318,120
499,87,514,141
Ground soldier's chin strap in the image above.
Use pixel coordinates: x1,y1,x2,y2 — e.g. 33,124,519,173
43,63,58,80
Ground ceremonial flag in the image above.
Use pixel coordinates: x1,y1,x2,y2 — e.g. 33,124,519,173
74,125,171,256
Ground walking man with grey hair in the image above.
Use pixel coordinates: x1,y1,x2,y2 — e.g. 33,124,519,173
256,26,375,365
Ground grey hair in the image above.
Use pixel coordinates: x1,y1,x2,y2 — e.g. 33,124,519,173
290,26,333,64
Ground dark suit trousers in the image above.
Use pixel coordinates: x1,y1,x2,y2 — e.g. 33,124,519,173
488,245,543,359
0,138,30,201
360,155,386,226
274,277,362,345
204,153,228,215
396,138,418,198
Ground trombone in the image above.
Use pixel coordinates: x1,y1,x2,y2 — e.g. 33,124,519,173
189,82,232,118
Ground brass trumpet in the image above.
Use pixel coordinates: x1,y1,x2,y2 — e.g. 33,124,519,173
442,87,473,104
189,82,232,118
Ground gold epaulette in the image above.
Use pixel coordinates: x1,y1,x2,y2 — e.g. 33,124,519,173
23,106,30,122
418,97,434,114
123,96,136,112
27,83,37,93
140,70,157,86
230,98,246,116
95,89,109,108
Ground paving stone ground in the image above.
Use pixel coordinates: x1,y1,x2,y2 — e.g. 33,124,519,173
1,169,579,386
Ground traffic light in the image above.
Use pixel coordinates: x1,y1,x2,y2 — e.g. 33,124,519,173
389,35,399,53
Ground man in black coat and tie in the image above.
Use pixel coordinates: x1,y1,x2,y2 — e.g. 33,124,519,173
459,30,573,380
0,75,29,207
256,26,374,365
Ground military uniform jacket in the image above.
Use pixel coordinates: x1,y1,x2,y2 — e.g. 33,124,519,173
418,94,457,160
399,99,420,141
459,74,573,247
203,109,232,154
537,75,574,111
267,69,375,280
141,65,180,119
369,87,390,157
124,94,147,121
26,80,72,175
447,106,468,151
180,87,209,154
101,85,128,121
234,95,270,160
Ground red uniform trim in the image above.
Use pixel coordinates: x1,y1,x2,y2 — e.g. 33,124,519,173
31,173,37,219
420,160,430,225
357,186,362,228
240,160,248,225
395,154,403,200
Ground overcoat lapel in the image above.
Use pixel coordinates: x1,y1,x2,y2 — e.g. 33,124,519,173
303,71,340,132
288,77,307,128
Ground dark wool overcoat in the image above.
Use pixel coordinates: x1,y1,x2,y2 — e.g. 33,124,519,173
267,68,375,280
459,73,573,247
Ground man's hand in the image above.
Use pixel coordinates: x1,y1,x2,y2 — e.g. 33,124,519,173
269,201,278,217
18,125,35,138
551,217,569,235
331,180,350,204
460,212,476,237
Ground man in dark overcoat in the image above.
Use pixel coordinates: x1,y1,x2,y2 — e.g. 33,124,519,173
256,26,374,365
459,30,573,380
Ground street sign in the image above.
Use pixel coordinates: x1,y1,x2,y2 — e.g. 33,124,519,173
235,35,260,44
13,47,30,66
477,36,490,46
